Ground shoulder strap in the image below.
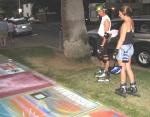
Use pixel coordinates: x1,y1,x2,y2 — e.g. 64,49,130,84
121,45,132,52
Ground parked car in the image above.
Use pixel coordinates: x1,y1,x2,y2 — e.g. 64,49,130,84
88,18,150,67
8,18,32,35
28,17,42,24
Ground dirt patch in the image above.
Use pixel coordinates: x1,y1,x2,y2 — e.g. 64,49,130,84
25,48,97,70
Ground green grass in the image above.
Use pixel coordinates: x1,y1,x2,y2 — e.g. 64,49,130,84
0,46,55,69
0,46,150,117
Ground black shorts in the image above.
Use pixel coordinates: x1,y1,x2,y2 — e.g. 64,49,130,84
97,35,108,55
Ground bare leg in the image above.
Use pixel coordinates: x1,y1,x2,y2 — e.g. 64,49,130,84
100,60,104,67
118,60,127,84
115,60,127,97
103,54,109,70
126,59,135,83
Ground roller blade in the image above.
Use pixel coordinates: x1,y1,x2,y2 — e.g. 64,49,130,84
97,78,110,82
127,85,141,97
127,92,141,97
94,70,104,78
115,90,127,98
94,73,102,78
97,73,110,82
115,86,127,98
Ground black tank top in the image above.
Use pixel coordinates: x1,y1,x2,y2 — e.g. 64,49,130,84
118,29,134,45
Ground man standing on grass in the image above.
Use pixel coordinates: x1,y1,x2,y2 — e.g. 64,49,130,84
94,4,111,82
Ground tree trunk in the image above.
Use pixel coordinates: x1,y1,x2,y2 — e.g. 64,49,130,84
61,0,91,61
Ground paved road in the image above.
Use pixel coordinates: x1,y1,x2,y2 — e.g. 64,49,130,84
15,23,60,49
16,23,98,49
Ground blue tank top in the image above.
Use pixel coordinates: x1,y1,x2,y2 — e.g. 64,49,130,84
118,29,134,45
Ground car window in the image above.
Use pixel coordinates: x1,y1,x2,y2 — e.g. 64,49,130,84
16,20,28,25
137,21,150,34
111,21,123,30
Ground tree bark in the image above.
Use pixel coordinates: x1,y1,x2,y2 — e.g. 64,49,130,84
61,0,91,61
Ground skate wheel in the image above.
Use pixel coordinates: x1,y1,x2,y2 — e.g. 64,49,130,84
137,94,141,97
115,92,126,98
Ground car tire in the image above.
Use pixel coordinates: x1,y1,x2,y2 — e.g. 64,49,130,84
135,46,150,67
89,40,97,56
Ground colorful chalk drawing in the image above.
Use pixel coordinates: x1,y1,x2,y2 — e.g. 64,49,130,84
0,72,55,98
0,55,126,117
0,86,100,117
0,68,7,76
0,86,125,117
32,71,57,85
15,62,30,71
0,63,25,75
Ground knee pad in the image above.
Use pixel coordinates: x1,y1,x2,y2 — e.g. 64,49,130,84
103,59,107,63
102,55,110,63
97,52,104,60
97,55,103,61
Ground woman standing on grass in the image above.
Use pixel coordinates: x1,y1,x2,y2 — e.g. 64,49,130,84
113,6,140,97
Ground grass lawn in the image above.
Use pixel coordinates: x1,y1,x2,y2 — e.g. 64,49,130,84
0,46,150,117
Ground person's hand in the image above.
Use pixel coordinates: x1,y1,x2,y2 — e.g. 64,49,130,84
97,45,104,54
99,45,104,52
113,49,119,59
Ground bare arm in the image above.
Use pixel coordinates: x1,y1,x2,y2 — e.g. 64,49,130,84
101,19,110,46
116,22,127,49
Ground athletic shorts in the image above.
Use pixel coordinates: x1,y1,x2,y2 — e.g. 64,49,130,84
116,44,134,60
0,30,7,39
97,35,108,55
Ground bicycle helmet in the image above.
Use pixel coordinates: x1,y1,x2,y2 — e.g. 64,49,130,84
95,4,106,11
108,59,122,74
108,66,122,75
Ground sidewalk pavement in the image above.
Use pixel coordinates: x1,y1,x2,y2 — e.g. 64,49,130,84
0,39,127,117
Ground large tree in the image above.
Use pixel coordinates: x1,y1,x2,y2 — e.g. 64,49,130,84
61,0,91,61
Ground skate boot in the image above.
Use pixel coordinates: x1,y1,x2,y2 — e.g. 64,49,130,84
97,71,110,82
94,69,104,78
115,84,127,97
127,83,141,97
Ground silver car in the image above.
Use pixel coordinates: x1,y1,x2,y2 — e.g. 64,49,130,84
8,19,32,35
